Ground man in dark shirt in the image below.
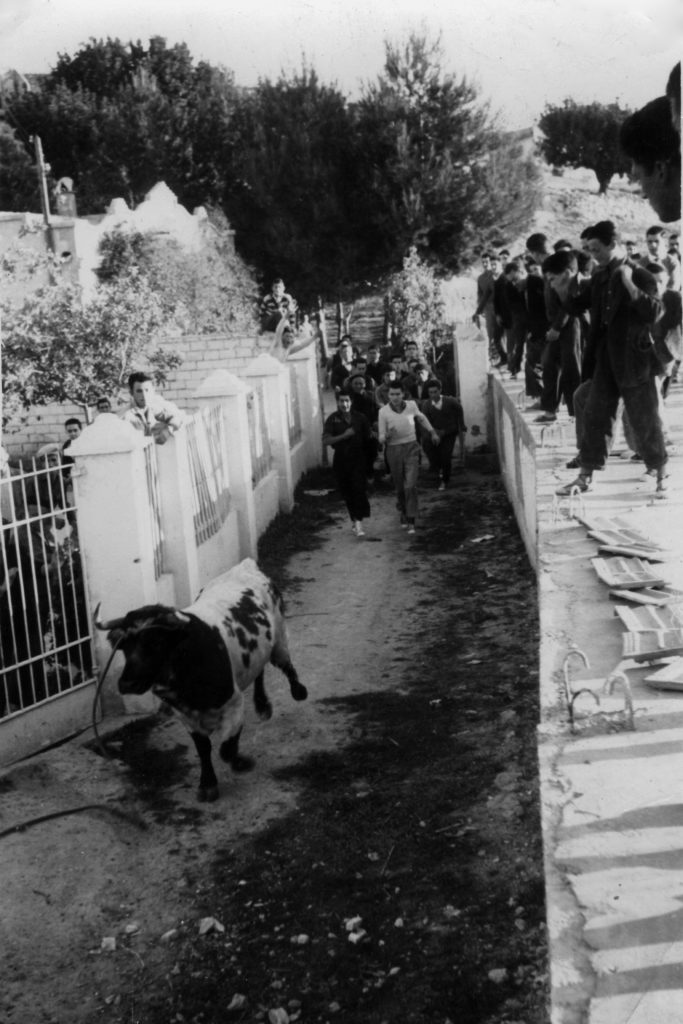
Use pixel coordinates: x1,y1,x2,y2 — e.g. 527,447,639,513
365,345,387,385
536,250,585,422
556,220,667,498
503,261,530,379
491,254,510,367
322,392,375,537
420,379,466,488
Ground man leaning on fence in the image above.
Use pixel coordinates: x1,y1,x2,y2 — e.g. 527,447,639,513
122,372,186,444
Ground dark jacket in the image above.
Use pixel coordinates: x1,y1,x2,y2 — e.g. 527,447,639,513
420,396,465,437
567,257,663,388
322,410,374,472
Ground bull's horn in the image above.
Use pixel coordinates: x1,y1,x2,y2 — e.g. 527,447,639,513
93,602,126,631
174,611,191,624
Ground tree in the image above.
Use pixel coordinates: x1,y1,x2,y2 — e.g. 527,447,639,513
538,99,632,194
4,37,237,214
223,67,365,304
353,32,539,272
96,220,260,335
0,124,44,213
466,135,543,257
386,247,446,352
1,246,180,427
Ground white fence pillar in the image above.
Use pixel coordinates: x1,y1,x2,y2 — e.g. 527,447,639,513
453,323,490,450
69,415,159,713
194,370,258,559
243,353,294,513
155,425,199,608
289,344,323,470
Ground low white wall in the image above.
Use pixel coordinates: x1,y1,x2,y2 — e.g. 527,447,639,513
253,470,280,538
489,376,538,569
290,439,309,490
196,508,241,593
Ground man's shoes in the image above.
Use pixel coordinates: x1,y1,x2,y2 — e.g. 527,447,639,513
629,453,643,462
555,474,593,496
407,525,416,535
400,513,408,528
655,471,669,499
535,413,557,423
438,481,446,491
565,456,581,469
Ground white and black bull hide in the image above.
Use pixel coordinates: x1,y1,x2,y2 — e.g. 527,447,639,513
95,559,307,801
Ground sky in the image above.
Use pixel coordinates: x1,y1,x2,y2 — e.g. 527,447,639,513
1,0,681,129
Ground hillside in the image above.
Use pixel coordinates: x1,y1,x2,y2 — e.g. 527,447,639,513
508,164,677,253
441,163,681,325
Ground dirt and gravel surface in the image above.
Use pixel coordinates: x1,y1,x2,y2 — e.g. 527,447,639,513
0,464,546,1024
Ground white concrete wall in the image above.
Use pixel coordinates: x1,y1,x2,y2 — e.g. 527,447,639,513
453,322,490,450
253,471,281,538
489,377,538,569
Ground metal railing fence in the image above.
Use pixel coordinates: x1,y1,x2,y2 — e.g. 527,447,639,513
0,455,95,719
186,405,232,546
247,383,272,485
288,364,303,447
142,439,164,579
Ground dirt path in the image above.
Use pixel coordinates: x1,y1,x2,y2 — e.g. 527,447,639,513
0,468,547,1024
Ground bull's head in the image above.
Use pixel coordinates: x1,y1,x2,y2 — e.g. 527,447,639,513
94,603,191,695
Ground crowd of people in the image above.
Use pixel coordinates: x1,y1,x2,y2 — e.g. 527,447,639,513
472,216,680,500
322,333,466,537
470,66,681,502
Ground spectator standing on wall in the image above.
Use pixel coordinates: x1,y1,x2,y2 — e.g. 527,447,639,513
473,252,496,343
260,278,297,334
322,391,375,538
378,382,440,535
122,372,186,445
555,220,668,499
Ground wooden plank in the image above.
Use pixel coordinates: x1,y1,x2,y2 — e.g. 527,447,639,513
577,515,663,551
645,658,683,691
592,556,666,589
609,586,683,606
622,628,683,661
614,604,683,630
597,544,666,562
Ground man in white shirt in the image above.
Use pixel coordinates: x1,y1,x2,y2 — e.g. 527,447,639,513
122,372,186,444
377,383,439,534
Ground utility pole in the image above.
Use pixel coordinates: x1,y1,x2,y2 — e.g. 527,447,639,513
32,135,52,227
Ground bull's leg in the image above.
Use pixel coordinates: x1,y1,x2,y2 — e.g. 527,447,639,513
190,732,219,803
219,729,254,773
272,650,307,701
253,671,273,721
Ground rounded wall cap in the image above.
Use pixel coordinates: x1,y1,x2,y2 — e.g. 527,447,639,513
194,369,250,398
243,353,287,377
68,415,144,456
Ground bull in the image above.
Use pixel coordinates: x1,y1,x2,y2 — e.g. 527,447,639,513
95,558,307,802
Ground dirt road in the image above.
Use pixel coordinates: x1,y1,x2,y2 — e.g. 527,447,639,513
0,467,546,1024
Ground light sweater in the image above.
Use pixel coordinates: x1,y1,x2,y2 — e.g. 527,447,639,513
378,400,422,447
